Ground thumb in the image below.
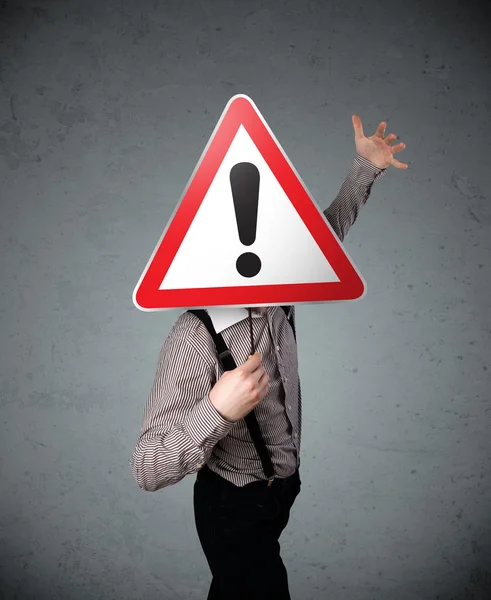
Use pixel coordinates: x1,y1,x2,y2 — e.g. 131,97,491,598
352,114,364,139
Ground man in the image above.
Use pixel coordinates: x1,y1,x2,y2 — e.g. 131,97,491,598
130,115,407,599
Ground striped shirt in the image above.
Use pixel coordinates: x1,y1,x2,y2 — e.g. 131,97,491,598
130,154,387,490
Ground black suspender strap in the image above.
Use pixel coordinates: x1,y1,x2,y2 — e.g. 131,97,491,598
188,308,275,483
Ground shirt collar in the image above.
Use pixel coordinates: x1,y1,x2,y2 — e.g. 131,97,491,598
205,307,266,334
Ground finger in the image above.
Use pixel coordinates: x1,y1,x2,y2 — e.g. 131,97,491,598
258,370,268,386
352,114,364,139
254,365,267,385
249,368,267,398
385,133,397,144
376,121,387,138
241,355,259,374
258,371,270,398
391,157,408,169
390,142,406,153
243,353,263,374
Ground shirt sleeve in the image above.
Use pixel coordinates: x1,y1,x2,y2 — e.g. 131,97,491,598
130,333,235,492
323,154,387,242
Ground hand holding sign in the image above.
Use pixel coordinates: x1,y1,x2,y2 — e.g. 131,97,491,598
209,353,269,423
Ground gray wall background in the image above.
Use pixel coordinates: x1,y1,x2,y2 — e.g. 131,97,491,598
1,0,490,599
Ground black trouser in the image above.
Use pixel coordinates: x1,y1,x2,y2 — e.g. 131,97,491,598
193,464,301,600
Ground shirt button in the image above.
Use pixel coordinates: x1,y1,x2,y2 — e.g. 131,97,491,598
284,377,288,383
276,345,280,352
288,404,292,410
294,433,298,438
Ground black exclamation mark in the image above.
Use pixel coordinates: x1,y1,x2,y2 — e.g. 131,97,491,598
230,162,261,278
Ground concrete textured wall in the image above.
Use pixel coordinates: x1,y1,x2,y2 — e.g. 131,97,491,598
1,0,490,599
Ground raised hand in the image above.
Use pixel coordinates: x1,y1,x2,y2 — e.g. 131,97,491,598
352,115,408,170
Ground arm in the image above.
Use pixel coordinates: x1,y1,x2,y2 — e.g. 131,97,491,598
130,334,234,492
324,154,387,242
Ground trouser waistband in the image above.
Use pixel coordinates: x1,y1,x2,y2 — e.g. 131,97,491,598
197,464,299,489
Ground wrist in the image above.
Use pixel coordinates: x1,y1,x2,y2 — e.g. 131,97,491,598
208,391,235,423
183,393,235,448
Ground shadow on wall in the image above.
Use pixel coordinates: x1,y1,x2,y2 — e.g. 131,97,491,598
447,564,491,600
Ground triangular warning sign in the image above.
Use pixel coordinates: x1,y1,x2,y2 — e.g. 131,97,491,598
133,94,366,311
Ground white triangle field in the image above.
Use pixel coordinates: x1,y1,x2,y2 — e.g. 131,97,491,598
159,125,340,290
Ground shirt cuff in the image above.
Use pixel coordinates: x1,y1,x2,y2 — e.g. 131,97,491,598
350,154,388,184
183,393,235,448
